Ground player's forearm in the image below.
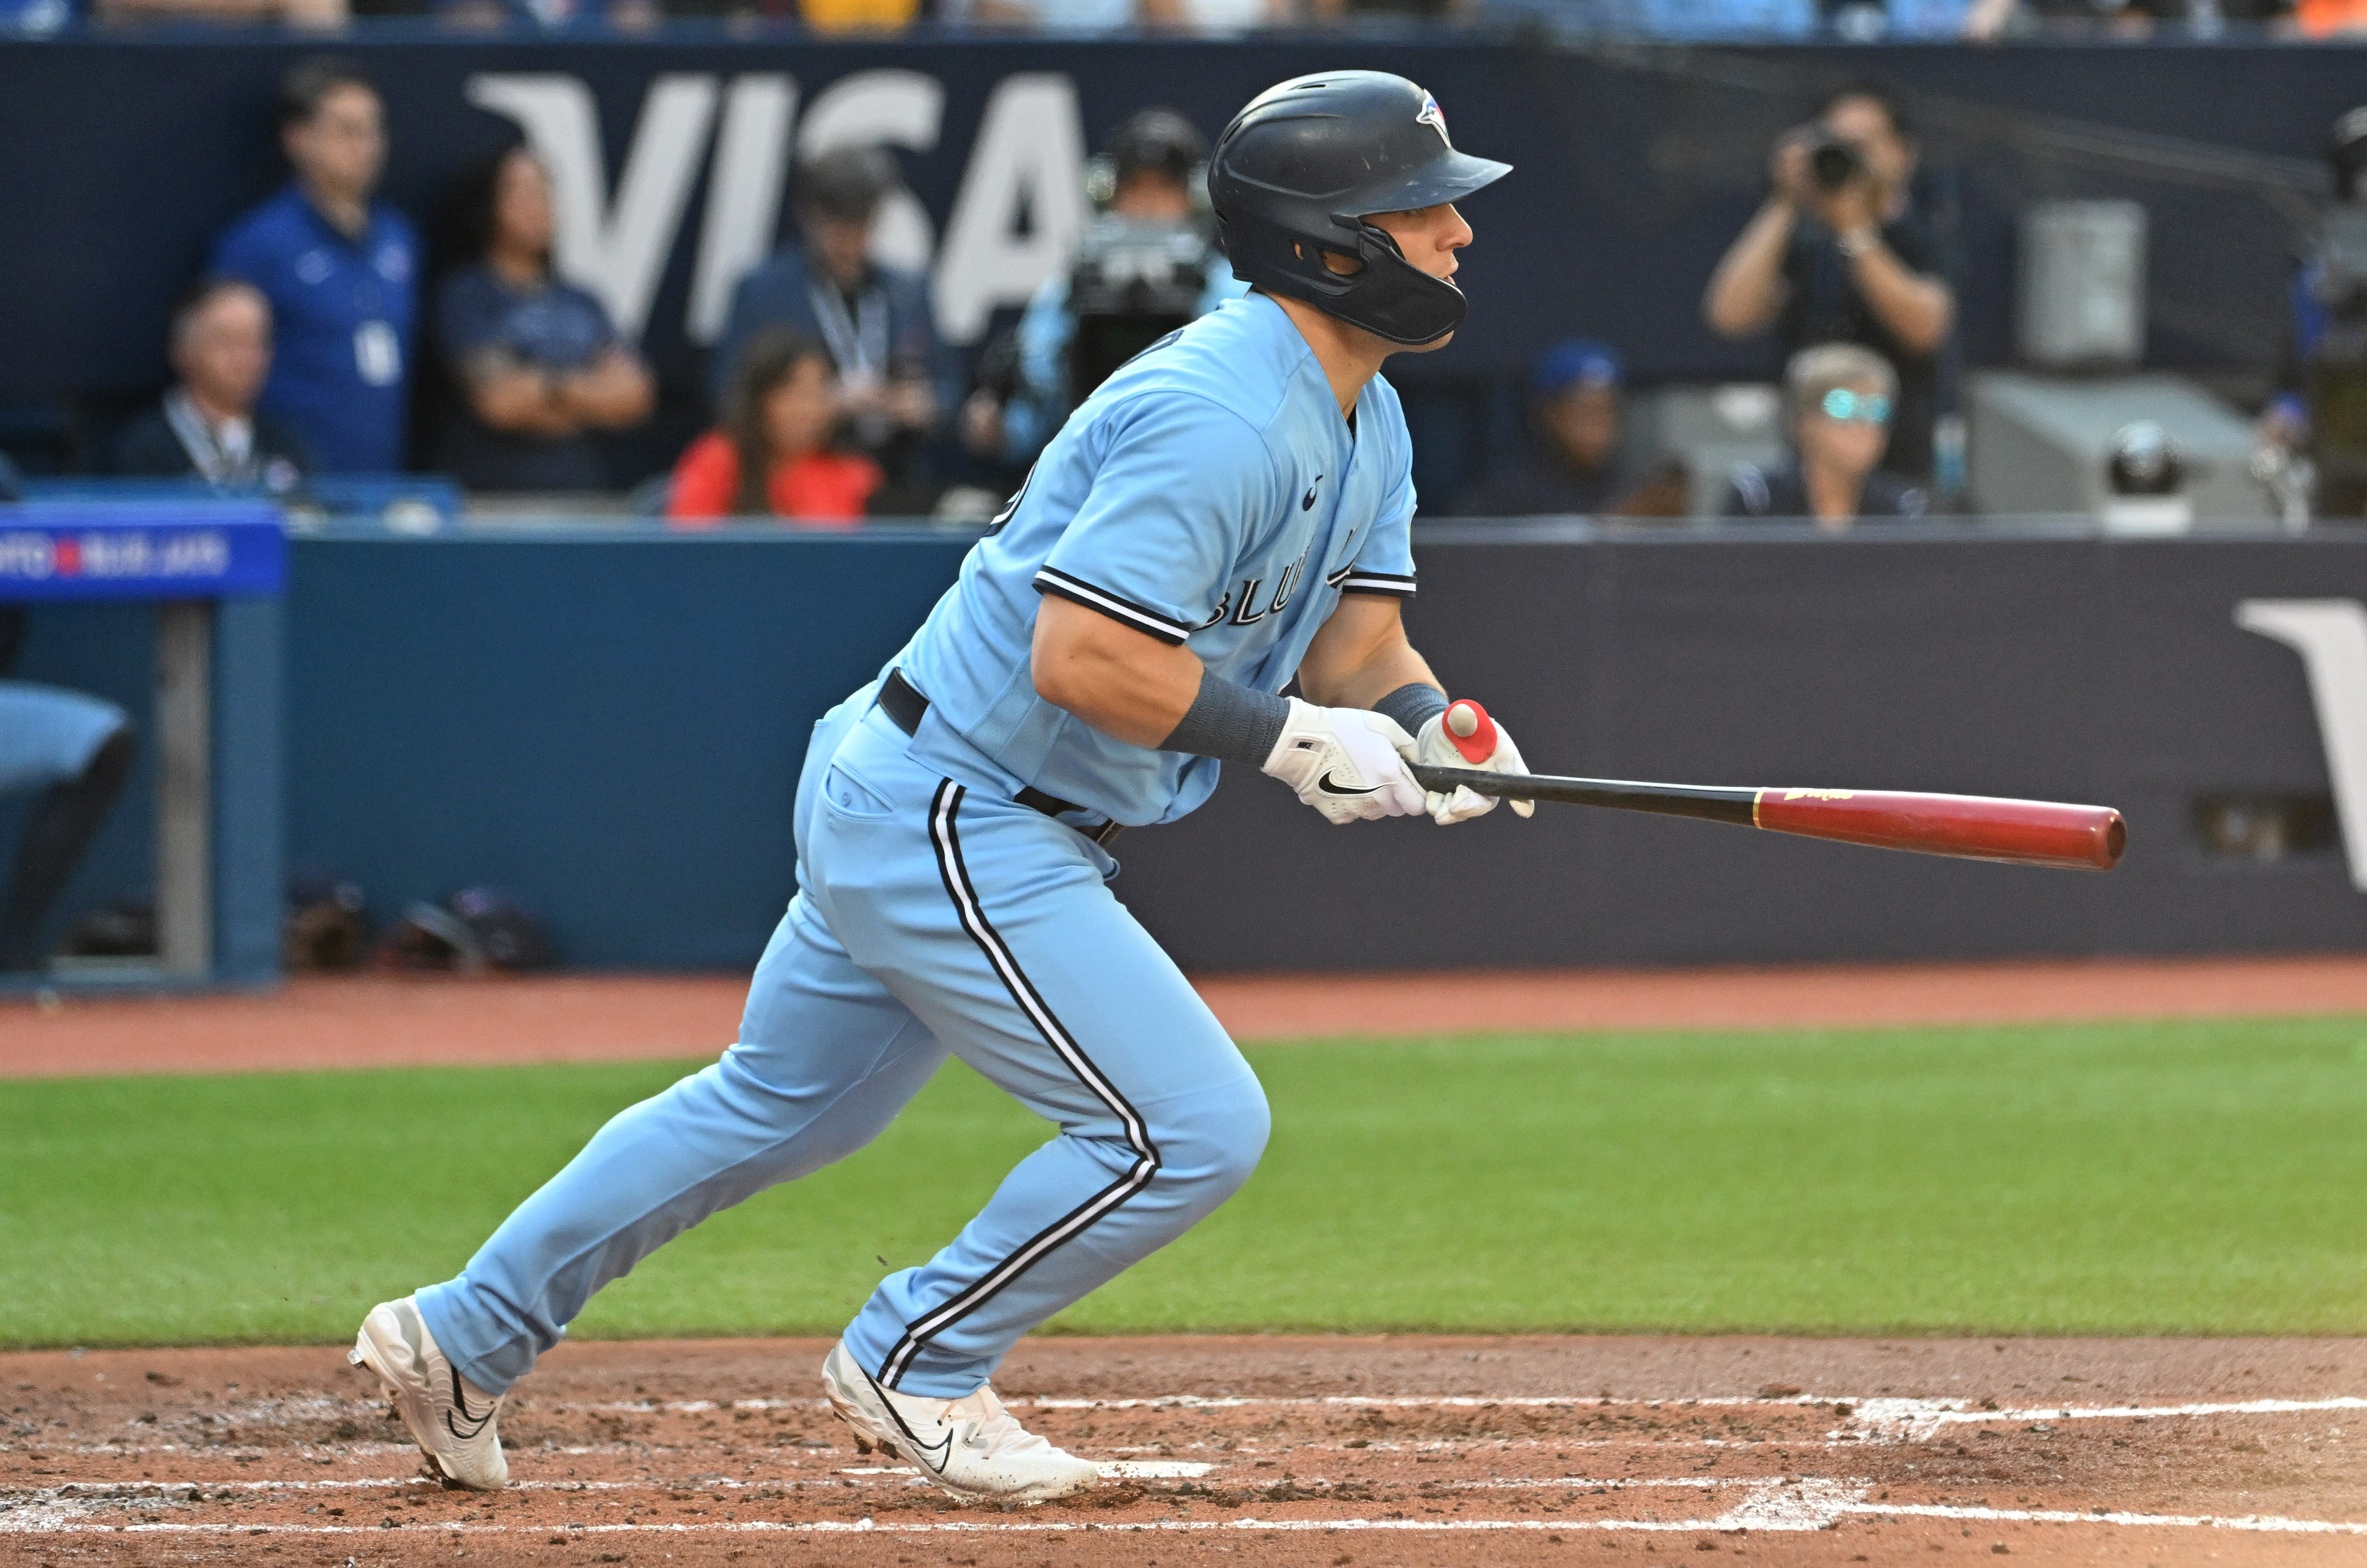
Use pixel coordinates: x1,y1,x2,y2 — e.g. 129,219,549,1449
1306,640,1437,712
1297,594,1439,711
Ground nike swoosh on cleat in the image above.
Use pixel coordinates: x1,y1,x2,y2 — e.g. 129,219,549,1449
446,1371,495,1440
1316,771,1379,796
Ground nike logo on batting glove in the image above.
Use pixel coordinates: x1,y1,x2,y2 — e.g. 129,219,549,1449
1316,771,1379,796
1260,698,1425,824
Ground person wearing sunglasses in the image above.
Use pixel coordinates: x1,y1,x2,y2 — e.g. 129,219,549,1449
1723,342,1928,527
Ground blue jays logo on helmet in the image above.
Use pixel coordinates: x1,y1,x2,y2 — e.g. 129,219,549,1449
1415,92,1451,147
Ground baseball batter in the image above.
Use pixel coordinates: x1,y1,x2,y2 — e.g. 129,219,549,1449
351,70,1533,1503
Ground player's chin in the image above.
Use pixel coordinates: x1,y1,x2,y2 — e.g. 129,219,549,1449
1402,328,1457,354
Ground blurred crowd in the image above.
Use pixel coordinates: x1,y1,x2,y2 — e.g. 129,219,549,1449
20,57,2367,533
8,0,2367,40
26,59,1972,531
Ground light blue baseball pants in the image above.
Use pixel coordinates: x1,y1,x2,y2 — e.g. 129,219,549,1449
415,688,1270,1398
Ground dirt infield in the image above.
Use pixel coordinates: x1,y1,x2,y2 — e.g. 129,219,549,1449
11,953,2367,1078
4,1335,2362,1566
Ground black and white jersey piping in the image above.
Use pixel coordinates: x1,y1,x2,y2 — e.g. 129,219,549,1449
1032,566,1194,645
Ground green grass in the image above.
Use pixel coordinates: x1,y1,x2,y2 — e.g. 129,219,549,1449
5,1016,2366,1347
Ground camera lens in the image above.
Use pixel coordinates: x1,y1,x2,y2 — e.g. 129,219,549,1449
1808,138,1862,192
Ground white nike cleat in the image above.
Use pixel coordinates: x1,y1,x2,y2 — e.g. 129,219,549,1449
348,1297,510,1491
821,1340,1099,1503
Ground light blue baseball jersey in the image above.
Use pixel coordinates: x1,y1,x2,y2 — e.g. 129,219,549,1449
892,291,1418,828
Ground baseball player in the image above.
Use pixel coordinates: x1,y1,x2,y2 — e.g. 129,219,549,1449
350,70,1533,1503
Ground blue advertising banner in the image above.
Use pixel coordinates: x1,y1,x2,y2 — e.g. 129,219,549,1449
0,34,2355,415
0,503,287,602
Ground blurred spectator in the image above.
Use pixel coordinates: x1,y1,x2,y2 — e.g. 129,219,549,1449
712,148,942,487
211,58,418,475
961,109,1244,469
0,607,137,973
668,329,880,525
794,0,922,25
1307,0,1470,19
2260,105,2367,516
0,0,76,31
93,0,347,25
1463,340,1681,518
429,144,653,493
945,0,1153,26
1142,0,1284,26
113,279,310,493
1702,83,1955,482
2292,0,2367,31
1722,343,1927,526
430,0,659,30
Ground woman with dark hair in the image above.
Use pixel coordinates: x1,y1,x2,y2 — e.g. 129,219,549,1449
431,144,652,492
667,328,881,525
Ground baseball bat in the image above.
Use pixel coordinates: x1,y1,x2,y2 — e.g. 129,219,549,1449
1411,702,2125,871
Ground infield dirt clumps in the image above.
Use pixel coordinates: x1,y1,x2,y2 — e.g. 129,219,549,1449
5,1334,2362,1565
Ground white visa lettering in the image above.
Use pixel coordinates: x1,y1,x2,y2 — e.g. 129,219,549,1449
931,74,1087,346
2236,597,2367,891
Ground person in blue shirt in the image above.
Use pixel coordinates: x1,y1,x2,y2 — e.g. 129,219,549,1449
351,71,1537,1507
211,57,419,475
711,147,945,486
429,144,653,493
960,108,1249,471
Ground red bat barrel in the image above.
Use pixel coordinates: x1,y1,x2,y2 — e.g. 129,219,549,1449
1750,789,2125,870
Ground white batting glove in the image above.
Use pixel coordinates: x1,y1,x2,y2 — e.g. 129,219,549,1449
1260,697,1426,825
1413,699,1535,825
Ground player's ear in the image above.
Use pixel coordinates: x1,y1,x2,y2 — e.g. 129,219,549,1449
1292,241,1365,278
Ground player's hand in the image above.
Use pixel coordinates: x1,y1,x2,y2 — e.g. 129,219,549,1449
1259,698,1425,825
1414,699,1535,826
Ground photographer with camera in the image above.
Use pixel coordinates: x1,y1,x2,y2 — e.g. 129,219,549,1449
959,108,1246,471
714,148,945,490
1703,84,1955,483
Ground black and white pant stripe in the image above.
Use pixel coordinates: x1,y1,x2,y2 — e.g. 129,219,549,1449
878,780,1163,1389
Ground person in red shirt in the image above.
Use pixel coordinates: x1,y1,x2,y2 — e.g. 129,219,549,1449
668,328,883,525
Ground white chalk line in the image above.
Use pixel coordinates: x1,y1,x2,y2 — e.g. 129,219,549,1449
1834,1503,2367,1537
11,1474,2367,1539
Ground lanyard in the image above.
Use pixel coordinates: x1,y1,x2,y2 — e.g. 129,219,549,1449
808,277,889,391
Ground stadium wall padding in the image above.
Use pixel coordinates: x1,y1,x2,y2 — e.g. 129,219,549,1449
34,526,2367,972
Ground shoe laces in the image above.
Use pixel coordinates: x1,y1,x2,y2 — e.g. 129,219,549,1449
937,1386,1048,1455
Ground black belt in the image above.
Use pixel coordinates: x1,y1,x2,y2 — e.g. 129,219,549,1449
878,669,1124,847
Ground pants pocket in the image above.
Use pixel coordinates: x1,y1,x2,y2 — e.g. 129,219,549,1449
820,762,899,823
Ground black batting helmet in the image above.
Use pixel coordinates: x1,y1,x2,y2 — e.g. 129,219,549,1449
1209,72,1510,346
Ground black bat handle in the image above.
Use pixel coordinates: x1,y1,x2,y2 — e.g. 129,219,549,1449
1407,764,1761,826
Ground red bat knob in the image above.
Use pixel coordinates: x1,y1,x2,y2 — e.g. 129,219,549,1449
1444,698,1497,764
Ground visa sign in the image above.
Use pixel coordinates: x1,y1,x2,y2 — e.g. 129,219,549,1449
466,68,1089,348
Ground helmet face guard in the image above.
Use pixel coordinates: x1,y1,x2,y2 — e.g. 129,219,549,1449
1225,212,1475,347
1210,72,1511,346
